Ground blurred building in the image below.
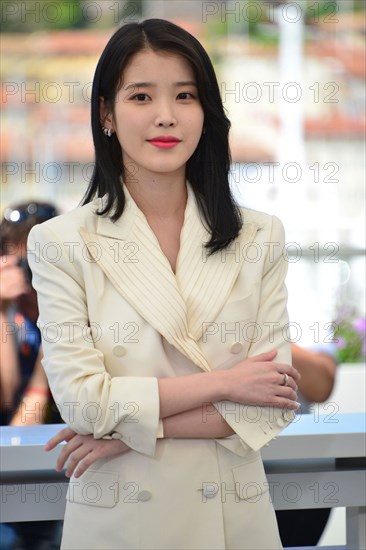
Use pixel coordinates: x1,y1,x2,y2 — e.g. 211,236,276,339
0,0,365,324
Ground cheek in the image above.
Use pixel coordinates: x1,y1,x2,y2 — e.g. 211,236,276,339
190,109,204,132
114,117,141,151
113,105,138,134
189,114,204,141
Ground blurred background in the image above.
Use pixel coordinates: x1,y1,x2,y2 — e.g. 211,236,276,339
0,1,365,546
1,0,365,352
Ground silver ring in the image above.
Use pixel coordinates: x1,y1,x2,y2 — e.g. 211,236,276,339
282,373,289,386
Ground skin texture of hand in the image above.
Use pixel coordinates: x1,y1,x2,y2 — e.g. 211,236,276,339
223,349,300,409
45,427,131,478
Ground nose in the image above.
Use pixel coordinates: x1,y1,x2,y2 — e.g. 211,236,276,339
154,100,177,127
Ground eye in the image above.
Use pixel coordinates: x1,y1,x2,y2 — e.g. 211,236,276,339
177,92,195,100
130,93,150,102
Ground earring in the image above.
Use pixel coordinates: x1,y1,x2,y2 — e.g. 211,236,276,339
102,127,112,137
202,127,206,135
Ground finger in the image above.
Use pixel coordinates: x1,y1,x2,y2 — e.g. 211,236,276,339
287,377,298,392
73,453,97,478
277,364,301,382
65,446,93,478
272,398,301,410
74,441,130,478
287,365,301,381
276,386,298,402
251,349,278,362
277,373,298,392
45,427,76,451
56,436,85,472
46,427,76,449
69,442,112,478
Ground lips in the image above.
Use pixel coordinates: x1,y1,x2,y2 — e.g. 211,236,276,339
147,136,181,149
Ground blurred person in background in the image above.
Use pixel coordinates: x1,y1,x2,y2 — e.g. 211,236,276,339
276,342,337,547
291,343,337,406
0,201,62,550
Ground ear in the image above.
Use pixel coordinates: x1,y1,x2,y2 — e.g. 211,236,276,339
99,97,114,131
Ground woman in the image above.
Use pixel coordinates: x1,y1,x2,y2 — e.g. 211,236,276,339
28,19,300,550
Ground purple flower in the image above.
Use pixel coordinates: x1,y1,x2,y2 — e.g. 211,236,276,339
353,318,366,336
336,336,346,349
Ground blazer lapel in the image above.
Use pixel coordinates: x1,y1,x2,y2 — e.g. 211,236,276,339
79,185,259,371
79,189,212,372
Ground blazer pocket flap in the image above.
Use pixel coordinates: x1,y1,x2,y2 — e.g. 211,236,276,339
66,470,119,508
232,457,269,501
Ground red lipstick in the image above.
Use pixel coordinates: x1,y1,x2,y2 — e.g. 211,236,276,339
148,136,181,149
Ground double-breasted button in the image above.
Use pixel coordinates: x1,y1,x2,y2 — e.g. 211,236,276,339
283,409,296,422
111,432,122,440
113,345,126,357
230,342,243,354
137,490,152,502
202,484,219,499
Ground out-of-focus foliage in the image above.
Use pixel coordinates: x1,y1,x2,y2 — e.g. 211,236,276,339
1,1,364,34
1,0,85,31
0,0,144,32
333,306,366,363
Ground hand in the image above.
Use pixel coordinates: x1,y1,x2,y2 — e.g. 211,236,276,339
45,427,131,478
222,349,301,409
0,255,29,309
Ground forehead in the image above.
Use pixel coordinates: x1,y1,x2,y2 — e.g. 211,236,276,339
122,49,195,84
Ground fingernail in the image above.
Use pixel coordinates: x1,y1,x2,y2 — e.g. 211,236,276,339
44,444,49,450
294,402,301,409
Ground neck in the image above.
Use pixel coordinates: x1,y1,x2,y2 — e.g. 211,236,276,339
124,171,187,219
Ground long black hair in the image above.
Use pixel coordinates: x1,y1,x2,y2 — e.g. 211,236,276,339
83,18,242,254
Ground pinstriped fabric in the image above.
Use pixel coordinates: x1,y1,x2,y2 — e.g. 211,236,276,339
177,187,258,341
80,228,211,372
79,184,258,372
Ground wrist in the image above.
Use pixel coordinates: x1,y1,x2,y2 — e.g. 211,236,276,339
208,369,228,402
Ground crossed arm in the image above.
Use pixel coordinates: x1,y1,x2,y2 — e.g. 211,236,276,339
46,349,300,478
30,216,299,477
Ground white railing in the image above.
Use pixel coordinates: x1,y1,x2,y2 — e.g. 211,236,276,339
1,413,365,550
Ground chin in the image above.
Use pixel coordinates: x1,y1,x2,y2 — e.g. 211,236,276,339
145,161,187,175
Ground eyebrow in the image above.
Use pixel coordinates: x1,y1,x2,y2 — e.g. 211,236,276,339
123,81,197,91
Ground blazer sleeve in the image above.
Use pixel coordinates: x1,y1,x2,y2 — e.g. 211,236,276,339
214,215,296,451
27,223,160,457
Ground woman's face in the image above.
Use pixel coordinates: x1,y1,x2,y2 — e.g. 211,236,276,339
101,49,204,182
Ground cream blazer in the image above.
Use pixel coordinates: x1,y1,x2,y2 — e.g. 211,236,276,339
28,184,295,549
